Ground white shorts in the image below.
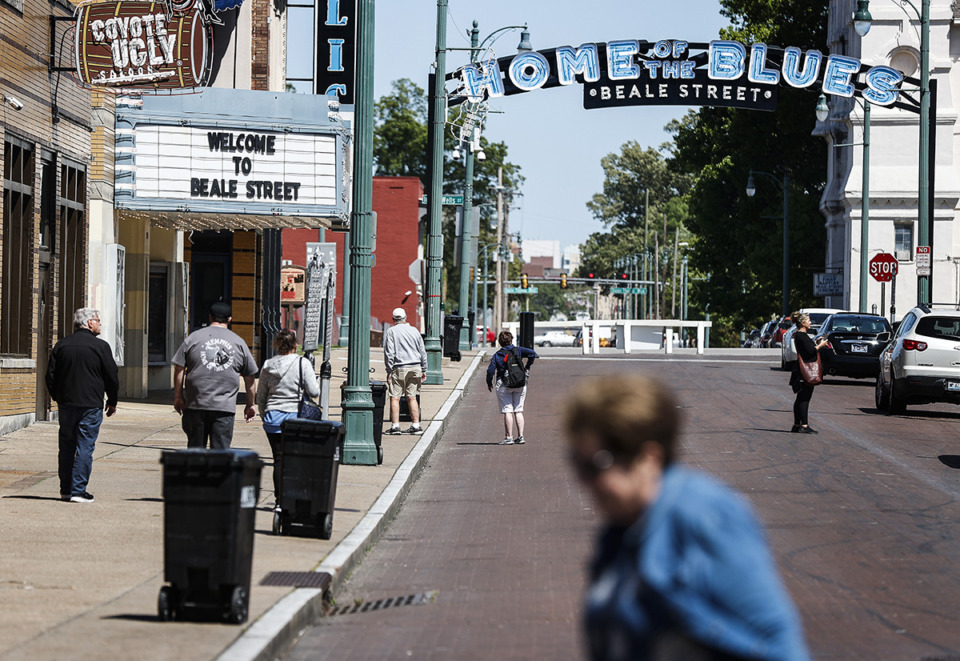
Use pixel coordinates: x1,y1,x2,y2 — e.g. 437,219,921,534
496,382,527,413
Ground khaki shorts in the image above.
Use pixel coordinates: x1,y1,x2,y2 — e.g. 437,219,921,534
387,366,422,398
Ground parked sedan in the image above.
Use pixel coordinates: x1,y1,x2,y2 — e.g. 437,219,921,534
534,330,576,347
815,313,893,378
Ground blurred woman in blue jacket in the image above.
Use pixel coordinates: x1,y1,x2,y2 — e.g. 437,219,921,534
564,374,810,661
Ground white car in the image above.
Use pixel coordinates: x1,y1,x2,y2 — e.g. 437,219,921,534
780,308,847,369
876,306,960,414
534,330,576,347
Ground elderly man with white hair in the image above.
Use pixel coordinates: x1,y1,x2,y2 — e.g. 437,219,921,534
45,308,119,503
383,307,427,435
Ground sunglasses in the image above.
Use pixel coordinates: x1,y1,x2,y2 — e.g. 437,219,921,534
570,449,616,481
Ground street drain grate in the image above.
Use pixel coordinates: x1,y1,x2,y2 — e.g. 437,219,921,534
260,571,332,589
329,590,438,616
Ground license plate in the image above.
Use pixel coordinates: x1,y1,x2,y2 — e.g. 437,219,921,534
947,382,960,392
850,344,868,353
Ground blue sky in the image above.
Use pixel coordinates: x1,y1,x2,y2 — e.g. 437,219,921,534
373,1,729,251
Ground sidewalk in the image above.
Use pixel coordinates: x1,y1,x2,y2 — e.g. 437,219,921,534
0,347,484,661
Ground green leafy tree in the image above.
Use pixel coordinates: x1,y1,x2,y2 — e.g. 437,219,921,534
664,0,830,344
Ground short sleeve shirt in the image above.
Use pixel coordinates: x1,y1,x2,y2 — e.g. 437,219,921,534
172,325,258,413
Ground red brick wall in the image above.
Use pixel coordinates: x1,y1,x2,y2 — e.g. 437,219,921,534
282,177,423,332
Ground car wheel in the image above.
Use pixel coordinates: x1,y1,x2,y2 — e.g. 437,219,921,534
888,374,907,415
874,372,890,412
542,341,552,347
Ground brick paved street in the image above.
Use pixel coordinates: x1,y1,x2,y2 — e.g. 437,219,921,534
283,360,597,660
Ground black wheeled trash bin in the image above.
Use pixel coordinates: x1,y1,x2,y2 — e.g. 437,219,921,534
273,419,344,539
442,315,464,361
370,380,386,464
157,449,262,624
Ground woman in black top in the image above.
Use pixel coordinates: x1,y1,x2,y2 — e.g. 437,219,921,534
790,312,827,433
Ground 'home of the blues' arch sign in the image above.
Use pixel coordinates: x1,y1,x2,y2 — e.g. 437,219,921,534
452,39,908,112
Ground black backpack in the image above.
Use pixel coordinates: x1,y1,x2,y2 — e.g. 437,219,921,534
501,347,527,388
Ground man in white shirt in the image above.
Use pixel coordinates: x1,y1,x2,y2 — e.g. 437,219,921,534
383,307,427,434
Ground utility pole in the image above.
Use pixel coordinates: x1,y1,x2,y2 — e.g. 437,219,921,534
493,167,503,333
671,226,679,317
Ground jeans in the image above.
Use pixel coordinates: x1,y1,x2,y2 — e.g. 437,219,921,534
181,409,236,449
58,406,103,496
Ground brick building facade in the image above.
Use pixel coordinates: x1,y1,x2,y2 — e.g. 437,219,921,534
0,0,96,432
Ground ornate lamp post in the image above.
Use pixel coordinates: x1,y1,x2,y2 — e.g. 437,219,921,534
341,0,377,464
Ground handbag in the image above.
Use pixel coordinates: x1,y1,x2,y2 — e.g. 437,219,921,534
297,358,324,420
797,353,823,386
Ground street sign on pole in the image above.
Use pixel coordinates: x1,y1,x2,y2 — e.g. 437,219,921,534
420,194,464,206
869,253,898,282
503,287,538,294
611,286,645,294
916,246,931,277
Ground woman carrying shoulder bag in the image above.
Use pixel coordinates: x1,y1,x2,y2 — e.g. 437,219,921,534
255,330,320,505
789,312,827,434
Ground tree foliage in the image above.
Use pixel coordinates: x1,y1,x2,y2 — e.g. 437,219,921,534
670,1,829,342
372,78,525,316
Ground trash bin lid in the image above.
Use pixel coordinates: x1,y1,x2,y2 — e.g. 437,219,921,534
160,448,261,466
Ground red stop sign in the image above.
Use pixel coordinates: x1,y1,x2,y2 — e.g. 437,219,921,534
869,253,899,282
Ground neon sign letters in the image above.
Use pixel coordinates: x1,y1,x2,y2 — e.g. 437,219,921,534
456,39,905,112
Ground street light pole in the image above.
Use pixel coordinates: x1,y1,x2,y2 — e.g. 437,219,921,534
424,0,448,385
746,170,790,318
456,22,480,353
918,0,931,305
341,0,376,465
493,167,504,333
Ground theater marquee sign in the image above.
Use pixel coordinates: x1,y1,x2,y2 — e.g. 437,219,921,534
114,89,350,228
452,39,908,112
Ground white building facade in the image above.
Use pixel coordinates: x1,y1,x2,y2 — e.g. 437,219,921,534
819,0,960,314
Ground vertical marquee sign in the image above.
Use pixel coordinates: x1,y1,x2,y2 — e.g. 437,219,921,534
315,0,356,105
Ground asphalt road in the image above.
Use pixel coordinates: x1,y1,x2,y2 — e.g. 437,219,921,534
281,351,960,660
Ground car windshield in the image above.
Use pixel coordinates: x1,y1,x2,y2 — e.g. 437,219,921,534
915,316,960,341
827,316,892,334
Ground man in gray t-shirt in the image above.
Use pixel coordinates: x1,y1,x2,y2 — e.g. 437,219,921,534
172,302,258,449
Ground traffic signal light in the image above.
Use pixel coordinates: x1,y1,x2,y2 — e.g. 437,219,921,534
560,273,568,289
520,273,529,289
619,272,628,280
587,272,595,279
470,266,475,282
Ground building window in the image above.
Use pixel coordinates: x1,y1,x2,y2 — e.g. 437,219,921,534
285,1,315,94
59,162,86,340
895,223,913,262
2,138,35,356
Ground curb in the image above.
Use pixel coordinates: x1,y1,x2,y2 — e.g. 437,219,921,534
217,351,486,661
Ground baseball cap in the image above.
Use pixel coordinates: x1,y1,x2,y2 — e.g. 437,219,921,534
392,307,406,320
210,301,232,320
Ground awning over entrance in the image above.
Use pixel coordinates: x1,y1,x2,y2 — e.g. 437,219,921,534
118,208,348,232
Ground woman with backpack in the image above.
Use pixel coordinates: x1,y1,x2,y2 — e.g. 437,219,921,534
486,330,538,445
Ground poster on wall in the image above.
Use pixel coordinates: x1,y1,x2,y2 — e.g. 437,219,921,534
73,0,213,90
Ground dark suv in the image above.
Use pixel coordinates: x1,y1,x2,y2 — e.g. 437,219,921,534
876,306,960,414
815,314,892,378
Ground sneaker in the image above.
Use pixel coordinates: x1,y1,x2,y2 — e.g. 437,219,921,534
402,425,423,435
790,425,802,433
385,426,402,435
799,426,819,435
69,492,94,503
515,436,525,445
498,437,514,445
